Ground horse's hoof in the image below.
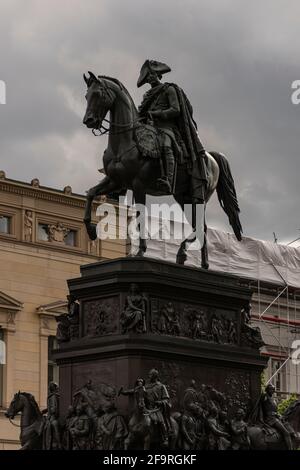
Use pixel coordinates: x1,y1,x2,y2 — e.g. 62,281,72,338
135,249,145,257
176,250,187,264
176,253,187,265
201,262,209,270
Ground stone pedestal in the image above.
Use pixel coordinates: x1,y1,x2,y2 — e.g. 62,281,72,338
53,257,267,418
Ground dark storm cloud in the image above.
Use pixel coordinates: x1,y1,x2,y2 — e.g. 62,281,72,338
0,0,299,243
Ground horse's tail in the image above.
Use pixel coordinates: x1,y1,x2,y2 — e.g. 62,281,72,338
209,151,243,241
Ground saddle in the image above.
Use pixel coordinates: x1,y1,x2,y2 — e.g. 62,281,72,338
134,123,161,159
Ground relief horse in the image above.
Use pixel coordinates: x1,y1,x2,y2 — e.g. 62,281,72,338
5,391,44,450
124,403,180,450
83,71,242,269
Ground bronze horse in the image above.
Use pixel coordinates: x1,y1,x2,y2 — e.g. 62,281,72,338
5,392,44,450
83,72,242,269
124,405,180,451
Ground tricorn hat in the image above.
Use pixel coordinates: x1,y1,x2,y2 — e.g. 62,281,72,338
137,59,171,88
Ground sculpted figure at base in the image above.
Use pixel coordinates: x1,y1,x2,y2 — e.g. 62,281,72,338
248,383,299,450
73,380,97,425
43,382,62,450
95,400,127,450
180,402,201,450
68,404,91,450
241,304,264,348
120,372,179,450
230,408,250,450
121,284,147,333
119,378,151,450
56,294,79,343
206,407,231,450
182,380,198,411
63,405,76,450
144,368,173,447
191,311,206,340
260,384,293,449
157,302,173,334
6,380,300,450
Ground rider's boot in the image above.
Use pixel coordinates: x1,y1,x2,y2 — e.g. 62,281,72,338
157,147,175,194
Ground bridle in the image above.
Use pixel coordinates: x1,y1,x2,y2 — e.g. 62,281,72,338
92,116,142,137
90,78,142,136
89,79,143,161
7,397,43,429
8,416,22,428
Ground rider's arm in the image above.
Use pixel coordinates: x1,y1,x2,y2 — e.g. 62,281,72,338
119,387,134,396
151,86,180,120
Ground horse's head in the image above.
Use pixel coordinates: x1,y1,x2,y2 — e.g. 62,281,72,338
83,71,116,130
5,391,24,419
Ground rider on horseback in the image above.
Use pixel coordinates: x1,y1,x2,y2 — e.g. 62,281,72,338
258,383,293,450
137,60,208,201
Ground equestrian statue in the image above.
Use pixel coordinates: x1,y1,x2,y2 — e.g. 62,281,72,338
82,60,242,269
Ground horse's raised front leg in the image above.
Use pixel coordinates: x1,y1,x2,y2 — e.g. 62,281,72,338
176,232,196,265
84,176,120,240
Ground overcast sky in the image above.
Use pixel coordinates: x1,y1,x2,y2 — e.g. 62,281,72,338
0,0,299,244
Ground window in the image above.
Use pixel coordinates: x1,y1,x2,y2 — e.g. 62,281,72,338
65,230,77,247
48,336,59,386
0,329,5,407
270,358,287,393
0,216,11,234
38,224,49,241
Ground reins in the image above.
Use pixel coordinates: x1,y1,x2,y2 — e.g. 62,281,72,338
92,117,142,137
9,416,22,428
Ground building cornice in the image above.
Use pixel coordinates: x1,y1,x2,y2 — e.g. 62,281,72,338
0,179,90,208
0,178,121,209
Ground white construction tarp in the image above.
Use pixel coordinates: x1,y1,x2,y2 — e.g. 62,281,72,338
131,221,300,288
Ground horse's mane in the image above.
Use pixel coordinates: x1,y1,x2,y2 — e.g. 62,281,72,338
21,392,42,417
99,75,138,113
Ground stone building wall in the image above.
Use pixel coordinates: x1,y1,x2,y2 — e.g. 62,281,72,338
0,173,128,449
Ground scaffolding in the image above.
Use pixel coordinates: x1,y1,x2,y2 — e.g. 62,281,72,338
132,222,300,397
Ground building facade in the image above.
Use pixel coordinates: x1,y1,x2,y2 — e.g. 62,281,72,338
251,286,300,400
0,172,128,449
